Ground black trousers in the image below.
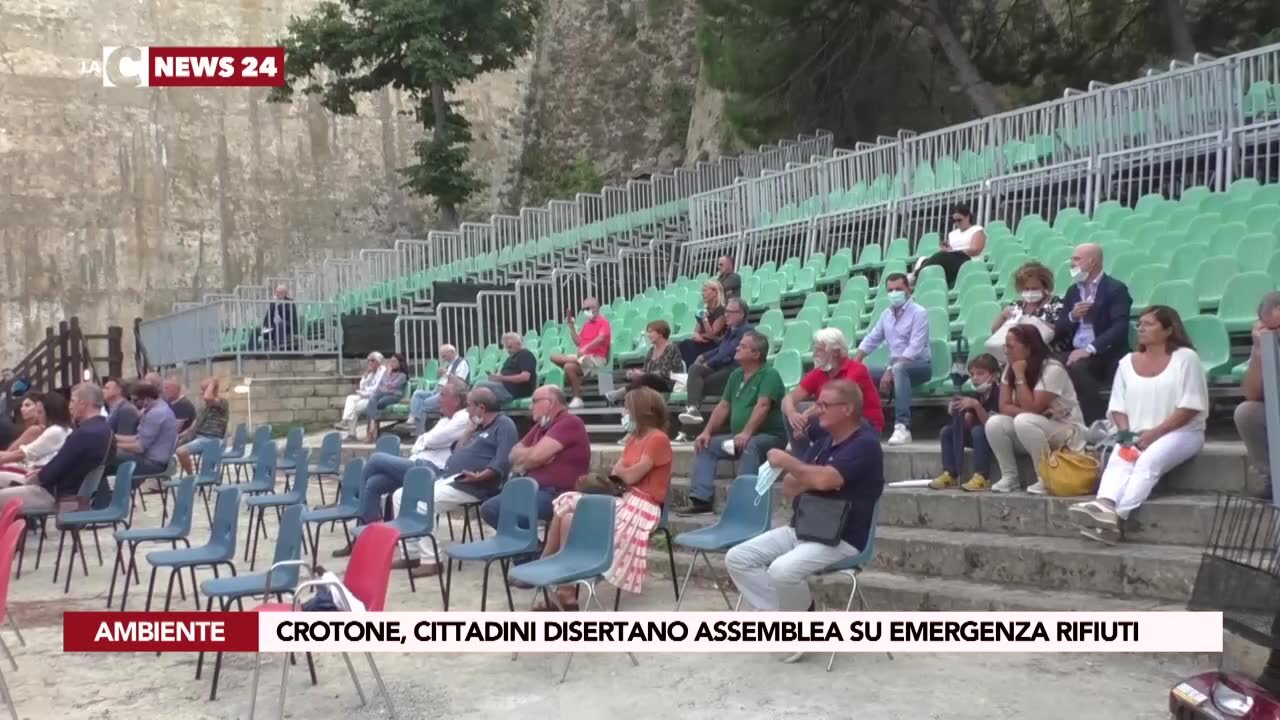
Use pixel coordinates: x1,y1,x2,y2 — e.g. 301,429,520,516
628,373,674,394
686,363,734,407
1056,352,1114,425
916,250,972,288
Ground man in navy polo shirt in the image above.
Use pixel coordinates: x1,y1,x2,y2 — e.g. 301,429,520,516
726,379,884,621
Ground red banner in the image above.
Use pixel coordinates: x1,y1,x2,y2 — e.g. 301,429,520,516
147,46,285,87
63,612,259,652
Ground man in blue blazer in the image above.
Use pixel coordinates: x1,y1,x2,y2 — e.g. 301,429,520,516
1054,243,1132,423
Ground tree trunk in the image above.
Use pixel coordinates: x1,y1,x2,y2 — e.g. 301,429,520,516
911,0,1009,117
431,82,460,229
1157,0,1196,61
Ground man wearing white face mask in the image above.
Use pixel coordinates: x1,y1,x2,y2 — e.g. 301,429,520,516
551,297,611,409
1053,243,1132,424
854,273,931,445
783,328,884,455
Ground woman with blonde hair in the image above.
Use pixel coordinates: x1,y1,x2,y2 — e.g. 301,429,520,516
534,387,673,610
679,279,728,367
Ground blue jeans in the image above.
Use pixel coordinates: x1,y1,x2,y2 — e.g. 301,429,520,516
480,486,560,530
359,452,436,523
366,392,402,421
180,435,222,456
690,433,788,503
866,359,932,427
939,410,992,477
409,390,442,433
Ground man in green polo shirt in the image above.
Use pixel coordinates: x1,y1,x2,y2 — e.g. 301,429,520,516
676,331,788,515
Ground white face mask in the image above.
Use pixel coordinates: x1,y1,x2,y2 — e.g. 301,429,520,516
972,381,992,393
539,415,551,429
1020,290,1044,304
620,413,634,434
1070,265,1089,283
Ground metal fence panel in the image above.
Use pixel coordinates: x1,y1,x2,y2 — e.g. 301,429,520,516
985,158,1093,234
477,291,521,346
901,117,994,196
1229,119,1280,185
436,303,484,357
1230,43,1280,130
811,203,892,264
1093,133,1228,208
395,315,440,370
689,182,748,242
892,184,988,251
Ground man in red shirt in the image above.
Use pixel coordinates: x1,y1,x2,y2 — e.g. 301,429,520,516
551,297,611,409
782,327,884,453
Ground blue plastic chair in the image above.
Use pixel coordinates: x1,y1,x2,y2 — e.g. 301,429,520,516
109,473,197,610
162,441,224,526
244,449,308,570
510,494,635,682
276,427,306,476
143,486,241,612
17,460,106,579
443,477,540,611
374,434,401,457
302,458,365,560
809,501,888,671
54,461,135,595
353,467,442,601
222,425,272,484
221,423,249,461
673,475,774,610
309,431,343,505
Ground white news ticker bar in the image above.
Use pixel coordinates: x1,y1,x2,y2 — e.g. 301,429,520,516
257,611,1223,654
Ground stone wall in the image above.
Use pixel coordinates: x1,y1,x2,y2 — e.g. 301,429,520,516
182,356,364,430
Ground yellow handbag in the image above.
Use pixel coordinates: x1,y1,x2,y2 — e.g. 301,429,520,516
1038,446,1100,497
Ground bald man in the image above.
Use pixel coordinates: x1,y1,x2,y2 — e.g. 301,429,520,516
261,284,298,350
1053,243,1132,424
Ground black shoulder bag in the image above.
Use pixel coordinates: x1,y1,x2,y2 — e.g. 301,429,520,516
793,494,852,546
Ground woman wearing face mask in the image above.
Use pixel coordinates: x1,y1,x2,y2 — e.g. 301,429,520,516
0,392,72,486
986,262,1064,362
536,387,672,610
931,354,1001,491
984,325,1088,494
913,204,987,288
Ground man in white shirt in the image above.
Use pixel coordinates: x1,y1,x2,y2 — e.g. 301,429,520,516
1237,292,1280,504
408,344,472,435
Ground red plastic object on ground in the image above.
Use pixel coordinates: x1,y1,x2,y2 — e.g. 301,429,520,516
1169,672,1280,719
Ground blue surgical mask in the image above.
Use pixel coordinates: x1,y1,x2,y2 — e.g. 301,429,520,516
888,290,907,308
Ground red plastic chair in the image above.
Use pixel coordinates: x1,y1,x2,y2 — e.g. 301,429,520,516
0,500,25,650
247,522,400,720
0,518,26,720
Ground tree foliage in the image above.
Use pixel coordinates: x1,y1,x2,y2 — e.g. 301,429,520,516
270,0,540,228
697,0,1280,147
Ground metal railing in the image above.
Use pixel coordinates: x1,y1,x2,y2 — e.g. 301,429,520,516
139,300,343,372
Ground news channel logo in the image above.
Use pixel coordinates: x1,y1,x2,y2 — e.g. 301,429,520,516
102,46,149,88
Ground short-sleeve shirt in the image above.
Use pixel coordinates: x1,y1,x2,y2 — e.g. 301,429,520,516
723,366,787,439
107,400,141,436
169,396,197,433
793,423,884,549
520,411,591,493
444,415,520,499
1107,347,1208,433
578,315,611,359
798,358,885,432
500,349,539,399
1034,361,1087,436
623,429,672,505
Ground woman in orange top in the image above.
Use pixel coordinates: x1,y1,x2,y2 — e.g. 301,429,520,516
537,386,673,610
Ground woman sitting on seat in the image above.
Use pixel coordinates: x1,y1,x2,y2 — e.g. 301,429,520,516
0,392,71,487
365,353,409,441
987,261,1064,362
1070,306,1207,545
678,280,727,367
607,320,684,403
914,203,987,287
984,325,1088,494
535,386,672,610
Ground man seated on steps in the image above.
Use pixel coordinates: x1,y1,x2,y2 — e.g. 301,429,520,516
854,273,930,446
474,333,538,408
677,296,753,438
333,379,474,558
481,385,591,530
1054,242,1132,424
783,327,884,455
675,331,788,515
1235,291,1280,504
386,384,521,577
407,344,470,435
726,380,883,662
550,297,611,410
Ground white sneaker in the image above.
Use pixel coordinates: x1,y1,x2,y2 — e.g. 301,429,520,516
1026,481,1047,495
887,424,912,445
568,397,584,409
678,407,703,426
673,432,690,444
991,476,1020,493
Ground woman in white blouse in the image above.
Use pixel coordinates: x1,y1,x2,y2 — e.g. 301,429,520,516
337,352,386,437
914,204,987,288
0,392,72,486
1069,306,1208,544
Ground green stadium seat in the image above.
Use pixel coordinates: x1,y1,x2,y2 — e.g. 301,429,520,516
1183,315,1231,379
784,267,817,298
1016,213,1049,239
1169,244,1210,281
961,301,1002,354
819,249,853,285
1110,251,1151,285
773,320,814,361
850,244,883,272
1193,256,1242,309
796,306,825,330
1128,265,1167,309
801,291,829,316
842,274,870,300
919,339,956,395
774,350,804,389
915,232,941,258
1219,272,1277,333
832,291,865,320
1180,186,1211,207
756,279,783,308
915,290,949,312
927,307,951,341
959,284,997,309
914,270,948,299
756,308,784,346
860,293,890,331
1146,280,1198,320
1247,206,1280,236
1134,193,1167,216
1199,194,1230,215
1053,207,1084,233
1269,252,1280,284
1228,178,1260,199
1221,198,1257,226
805,252,827,273
885,237,911,263
1132,221,1170,250
825,315,857,342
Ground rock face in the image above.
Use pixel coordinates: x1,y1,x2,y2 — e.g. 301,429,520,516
0,0,705,365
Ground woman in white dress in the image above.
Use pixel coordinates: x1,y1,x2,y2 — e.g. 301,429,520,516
915,204,987,287
0,391,71,486
1069,306,1208,545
